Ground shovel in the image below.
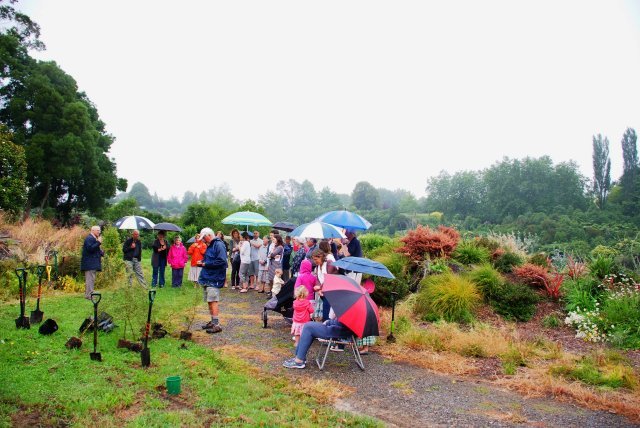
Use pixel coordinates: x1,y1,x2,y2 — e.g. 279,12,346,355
45,264,52,289
141,289,156,368
14,268,30,329
30,265,46,324
90,292,102,362
386,291,398,343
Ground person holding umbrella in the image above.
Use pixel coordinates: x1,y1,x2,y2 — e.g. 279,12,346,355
197,227,227,334
151,231,169,288
282,319,354,369
123,230,147,288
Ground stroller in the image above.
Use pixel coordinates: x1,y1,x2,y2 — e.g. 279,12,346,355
262,277,295,328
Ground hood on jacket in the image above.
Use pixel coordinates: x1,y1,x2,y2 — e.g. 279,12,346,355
300,259,312,275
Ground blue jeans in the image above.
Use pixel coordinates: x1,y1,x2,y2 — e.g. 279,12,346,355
294,322,350,361
152,262,166,287
321,295,331,321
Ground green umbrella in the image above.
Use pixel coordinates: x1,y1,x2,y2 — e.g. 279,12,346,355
221,211,272,229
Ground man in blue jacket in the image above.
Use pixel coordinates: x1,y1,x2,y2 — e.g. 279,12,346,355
197,227,228,334
81,226,103,300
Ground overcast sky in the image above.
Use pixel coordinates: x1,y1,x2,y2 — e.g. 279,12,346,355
17,0,640,201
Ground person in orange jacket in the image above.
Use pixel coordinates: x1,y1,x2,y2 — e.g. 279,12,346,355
187,233,207,287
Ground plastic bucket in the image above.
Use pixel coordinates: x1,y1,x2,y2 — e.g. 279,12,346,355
166,376,181,395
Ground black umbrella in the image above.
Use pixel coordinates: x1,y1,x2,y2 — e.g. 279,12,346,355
153,222,182,232
272,221,298,232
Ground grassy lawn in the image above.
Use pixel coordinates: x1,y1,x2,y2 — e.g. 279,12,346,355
0,252,379,427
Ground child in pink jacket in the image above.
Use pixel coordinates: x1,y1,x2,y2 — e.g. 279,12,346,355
294,259,317,301
167,236,189,288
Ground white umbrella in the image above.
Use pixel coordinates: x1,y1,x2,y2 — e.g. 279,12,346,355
113,215,155,230
289,221,346,239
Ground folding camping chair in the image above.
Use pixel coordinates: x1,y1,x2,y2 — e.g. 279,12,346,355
315,336,365,371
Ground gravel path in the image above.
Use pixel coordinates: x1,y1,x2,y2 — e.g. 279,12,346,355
190,287,636,427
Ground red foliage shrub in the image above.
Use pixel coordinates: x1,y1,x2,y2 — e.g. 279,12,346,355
396,225,460,262
539,273,564,300
566,255,587,279
513,263,549,287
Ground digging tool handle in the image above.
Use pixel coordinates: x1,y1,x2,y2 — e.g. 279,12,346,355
35,265,46,310
91,292,101,353
15,268,27,316
143,290,156,348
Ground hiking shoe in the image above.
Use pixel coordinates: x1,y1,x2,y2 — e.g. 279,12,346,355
205,325,223,334
282,358,305,369
201,321,214,330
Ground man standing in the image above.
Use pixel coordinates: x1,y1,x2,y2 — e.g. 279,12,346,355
80,225,103,300
198,227,227,333
122,230,147,288
249,230,262,289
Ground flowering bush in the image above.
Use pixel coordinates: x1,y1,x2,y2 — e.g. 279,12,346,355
564,306,610,343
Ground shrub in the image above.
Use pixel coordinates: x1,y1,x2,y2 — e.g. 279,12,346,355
452,241,490,265
428,258,451,275
566,255,587,279
590,245,619,259
588,255,618,280
370,251,411,307
58,254,81,278
415,274,481,323
489,281,539,322
467,264,503,302
528,253,550,268
562,278,601,312
396,225,460,262
492,251,524,273
601,293,640,349
360,233,393,256
95,226,126,290
513,263,549,287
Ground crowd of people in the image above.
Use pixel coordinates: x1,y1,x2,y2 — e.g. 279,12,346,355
80,225,372,365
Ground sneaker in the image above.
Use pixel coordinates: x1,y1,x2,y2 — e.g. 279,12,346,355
266,292,272,299
205,325,223,334
329,345,344,352
201,321,214,330
282,358,305,369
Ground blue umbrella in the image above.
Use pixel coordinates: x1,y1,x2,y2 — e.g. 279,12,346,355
315,210,372,231
289,221,346,239
332,256,395,279
221,211,272,228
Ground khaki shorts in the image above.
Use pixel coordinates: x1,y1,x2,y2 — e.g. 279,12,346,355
203,286,221,303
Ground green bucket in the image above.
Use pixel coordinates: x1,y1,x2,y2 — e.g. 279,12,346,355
166,376,181,395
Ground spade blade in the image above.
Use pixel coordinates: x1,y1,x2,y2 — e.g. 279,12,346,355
30,309,43,324
141,347,150,367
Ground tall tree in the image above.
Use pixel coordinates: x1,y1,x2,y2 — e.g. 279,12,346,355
620,128,638,196
351,181,380,210
592,134,611,209
0,9,126,219
0,126,27,217
128,182,153,208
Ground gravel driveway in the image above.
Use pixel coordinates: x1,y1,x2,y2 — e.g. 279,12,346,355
190,287,635,427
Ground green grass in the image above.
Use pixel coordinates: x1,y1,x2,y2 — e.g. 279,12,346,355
0,283,380,426
550,356,637,390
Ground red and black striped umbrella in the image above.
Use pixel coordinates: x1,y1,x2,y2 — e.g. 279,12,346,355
322,274,380,338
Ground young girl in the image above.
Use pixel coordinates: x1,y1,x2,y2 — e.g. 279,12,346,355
291,286,314,347
271,268,285,297
167,235,188,288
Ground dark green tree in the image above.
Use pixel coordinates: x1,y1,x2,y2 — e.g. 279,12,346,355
0,126,27,217
592,134,611,209
620,128,638,201
352,181,380,210
128,182,153,208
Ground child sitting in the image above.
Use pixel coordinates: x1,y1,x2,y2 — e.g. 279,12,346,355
264,269,285,309
291,286,314,347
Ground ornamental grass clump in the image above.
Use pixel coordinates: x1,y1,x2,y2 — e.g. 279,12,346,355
467,264,503,302
415,273,481,323
452,240,491,266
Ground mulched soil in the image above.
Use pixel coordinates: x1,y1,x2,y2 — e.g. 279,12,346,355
185,286,637,427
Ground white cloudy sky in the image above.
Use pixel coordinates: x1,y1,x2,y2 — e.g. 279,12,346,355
16,0,640,201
